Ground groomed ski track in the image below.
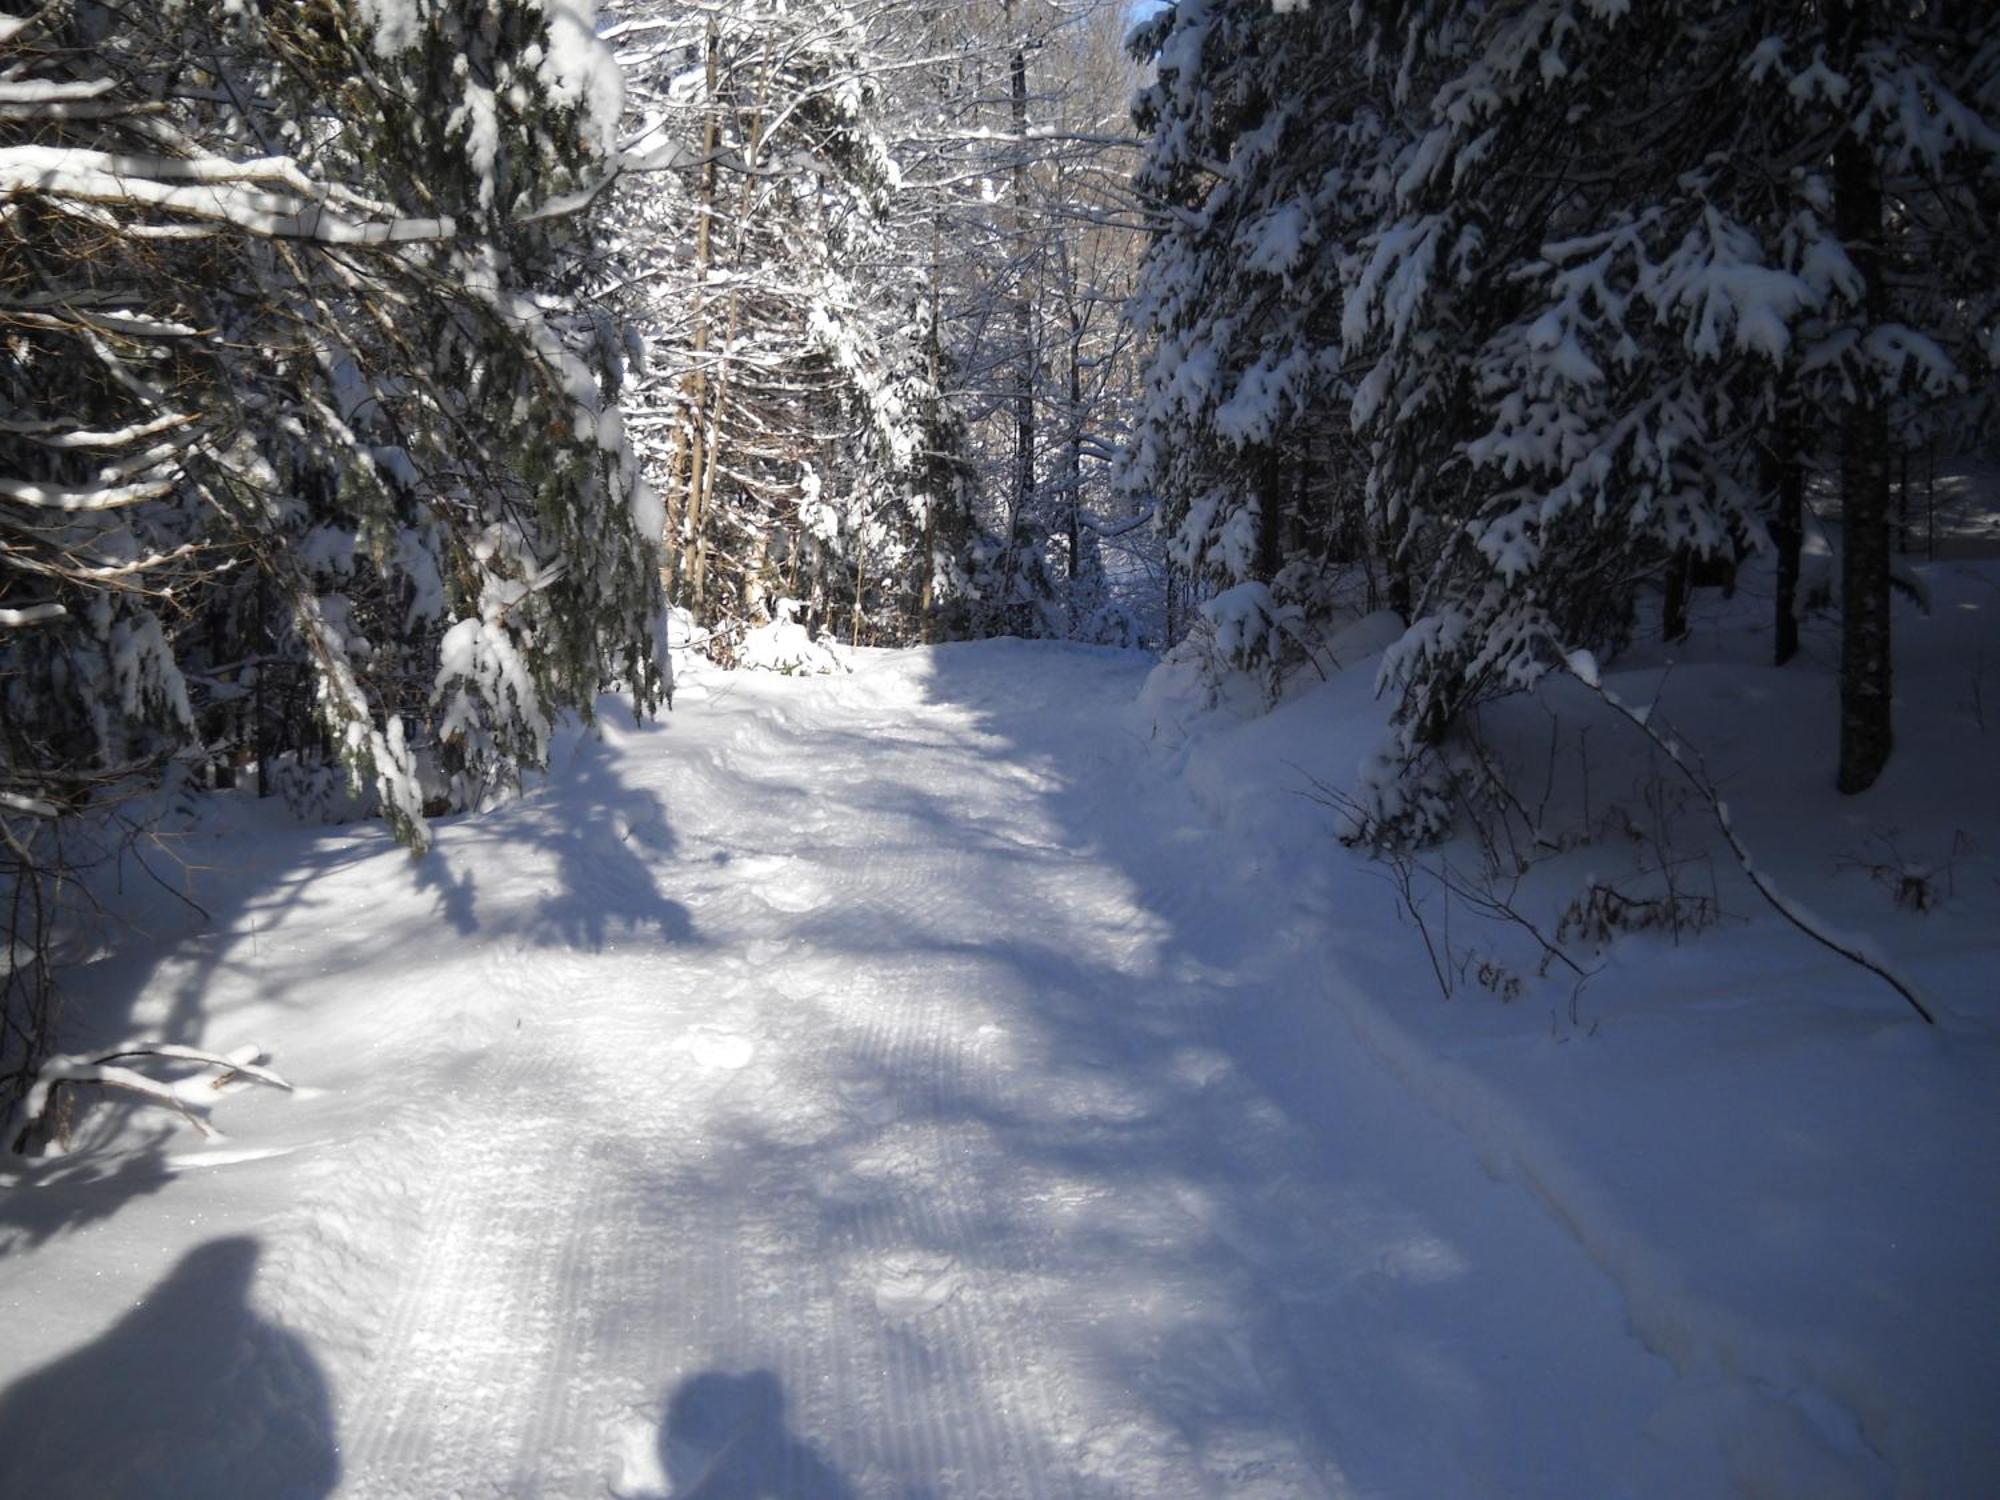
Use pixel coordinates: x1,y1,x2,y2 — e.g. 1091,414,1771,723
3,642,1704,1497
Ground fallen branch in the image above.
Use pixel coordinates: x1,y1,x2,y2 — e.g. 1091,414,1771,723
11,1042,291,1153
1560,649,1935,1025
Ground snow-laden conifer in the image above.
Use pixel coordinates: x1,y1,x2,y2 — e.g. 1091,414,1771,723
1,0,664,1098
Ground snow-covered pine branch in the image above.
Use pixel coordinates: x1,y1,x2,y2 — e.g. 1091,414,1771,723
3,0,665,1103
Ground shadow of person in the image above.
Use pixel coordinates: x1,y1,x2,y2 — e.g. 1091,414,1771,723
0,1236,338,1499
662,1369,855,1499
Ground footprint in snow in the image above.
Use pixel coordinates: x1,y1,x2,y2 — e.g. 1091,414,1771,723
872,1253,962,1321
733,855,826,913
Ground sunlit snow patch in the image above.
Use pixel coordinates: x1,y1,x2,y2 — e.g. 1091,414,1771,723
685,1027,754,1071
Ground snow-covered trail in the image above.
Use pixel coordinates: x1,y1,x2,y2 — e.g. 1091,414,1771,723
3,643,1699,1498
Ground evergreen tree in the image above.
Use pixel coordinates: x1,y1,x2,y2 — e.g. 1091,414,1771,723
1127,0,2000,832
1,0,663,1095
1124,0,1388,689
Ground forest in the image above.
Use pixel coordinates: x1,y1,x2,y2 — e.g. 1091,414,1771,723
1,2,1997,1496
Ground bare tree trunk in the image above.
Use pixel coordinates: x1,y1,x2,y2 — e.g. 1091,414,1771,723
666,18,722,609
1897,447,1911,555
690,93,768,619
1926,439,1937,561
1008,6,1034,541
1838,399,1893,792
918,163,946,643
1385,540,1411,623
1066,307,1084,626
852,540,867,648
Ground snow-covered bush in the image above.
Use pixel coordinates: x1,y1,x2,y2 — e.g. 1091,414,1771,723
737,601,850,677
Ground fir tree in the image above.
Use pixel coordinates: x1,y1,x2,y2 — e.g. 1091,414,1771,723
1,0,664,1097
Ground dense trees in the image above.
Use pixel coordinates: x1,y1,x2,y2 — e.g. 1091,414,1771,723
609,0,1149,651
606,0,978,647
2,0,664,1097
1127,0,2000,833
3,0,1153,1098
13,0,1987,1106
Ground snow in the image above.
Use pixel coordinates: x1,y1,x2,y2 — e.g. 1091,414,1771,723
0,602,66,628
735,599,849,676
0,146,456,242
1146,558,2000,1493
0,474,173,510
3,586,1997,1495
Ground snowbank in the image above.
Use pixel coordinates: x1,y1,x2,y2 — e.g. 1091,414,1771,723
1134,565,2000,1496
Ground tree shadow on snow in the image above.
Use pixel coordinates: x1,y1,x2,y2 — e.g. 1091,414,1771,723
656,1369,856,1500
511,706,695,950
0,1128,178,1252
3,696,697,1246
0,1236,338,1499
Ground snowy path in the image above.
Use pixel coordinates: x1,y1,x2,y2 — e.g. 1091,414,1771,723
2,644,1697,1497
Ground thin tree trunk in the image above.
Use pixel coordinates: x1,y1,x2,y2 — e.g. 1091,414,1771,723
1385,538,1411,623
1066,308,1084,629
1008,6,1034,541
1897,447,1911,555
1926,439,1936,561
852,541,867,649
1255,445,1283,585
1767,427,1803,667
691,94,768,618
667,19,723,608
918,163,946,643
254,568,271,798
1839,401,1893,792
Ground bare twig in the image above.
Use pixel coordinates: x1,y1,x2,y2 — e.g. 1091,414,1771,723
1559,651,1935,1025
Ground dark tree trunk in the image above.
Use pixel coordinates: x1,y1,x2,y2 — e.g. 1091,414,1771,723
254,567,272,798
1833,3,1892,794
1767,431,1803,667
1897,447,1911,555
1662,547,1690,643
1255,445,1284,585
1385,544,1411,623
1065,308,1083,631
1838,402,1893,792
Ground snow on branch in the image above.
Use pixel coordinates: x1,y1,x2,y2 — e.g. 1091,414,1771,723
0,603,66,628
0,412,197,450
0,475,174,511
0,77,116,105
12,1043,292,1154
0,149,455,243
